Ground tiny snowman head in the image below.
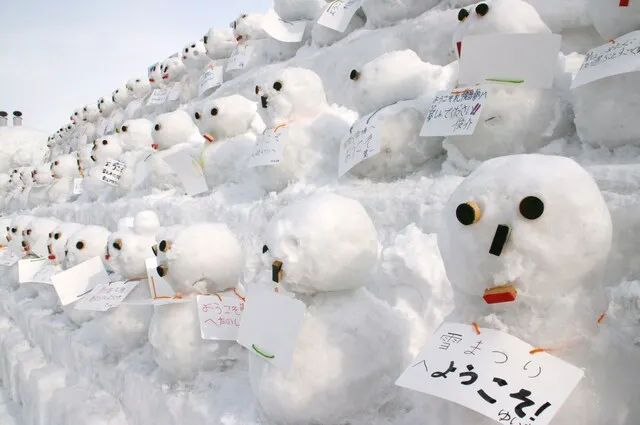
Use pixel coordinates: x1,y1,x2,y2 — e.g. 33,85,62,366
194,94,260,140
437,154,612,302
63,225,110,269
231,13,266,42
23,217,61,256
98,95,116,117
151,110,201,151
19,167,34,186
47,223,84,264
256,67,327,127
32,163,54,184
203,28,236,60
117,118,153,151
181,40,207,69
7,216,33,250
126,77,151,100
148,62,164,88
108,210,160,278
262,193,379,295
76,147,95,173
112,86,132,108
82,104,101,123
160,57,186,83
71,108,84,124
51,154,81,178
155,223,243,295
453,0,550,58
91,134,123,163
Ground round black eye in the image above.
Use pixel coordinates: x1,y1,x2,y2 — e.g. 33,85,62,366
48,233,53,238
76,241,84,250
273,81,283,91
262,244,269,254
475,3,489,16
456,201,481,226
26,229,31,235
74,112,78,116
11,228,16,233
241,14,247,18
255,85,260,95
115,89,119,93
519,196,544,220
102,139,108,145
155,124,161,131
113,240,122,250
159,240,171,252
122,125,128,132
211,108,218,116
458,8,470,21
83,107,87,112
184,48,188,52
194,112,201,120
156,265,168,277
54,233,60,240
191,44,195,48
349,69,360,81
135,79,140,83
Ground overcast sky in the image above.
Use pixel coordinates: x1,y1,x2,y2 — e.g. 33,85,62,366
0,0,270,133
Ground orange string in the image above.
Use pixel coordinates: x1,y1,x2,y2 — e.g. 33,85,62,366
214,292,223,302
472,322,481,335
597,312,606,324
529,348,553,355
233,288,246,302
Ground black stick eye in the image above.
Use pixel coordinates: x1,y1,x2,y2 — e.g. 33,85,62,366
519,196,544,220
154,124,161,131
122,125,128,132
194,112,201,120
113,240,122,250
211,108,218,116
255,85,260,95
159,240,171,252
76,241,85,250
262,244,269,254
456,201,481,225
475,3,489,16
54,233,60,240
273,81,283,91
458,8,470,21
349,69,360,81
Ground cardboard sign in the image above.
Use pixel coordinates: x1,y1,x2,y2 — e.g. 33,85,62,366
237,284,306,372
196,293,245,340
263,9,307,42
75,280,140,311
100,159,126,187
50,256,111,306
198,64,224,97
420,88,489,137
338,112,381,176
18,258,48,283
30,263,61,284
247,128,284,167
395,322,584,425
147,88,170,105
317,0,364,32
72,178,83,195
160,150,209,196
226,44,253,71
0,248,20,267
571,31,640,88
458,34,561,90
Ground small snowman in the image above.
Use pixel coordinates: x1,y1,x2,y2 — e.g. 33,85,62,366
148,62,165,90
80,135,122,202
179,40,210,103
7,215,34,257
148,222,245,381
122,77,152,120
111,85,132,127
48,154,82,203
203,27,236,61
28,163,55,208
112,119,155,195
98,93,120,131
250,192,412,424
47,222,85,266
23,217,61,258
0,217,12,247
253,67,354,191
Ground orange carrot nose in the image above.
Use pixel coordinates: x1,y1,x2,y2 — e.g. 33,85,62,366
236,35,243,41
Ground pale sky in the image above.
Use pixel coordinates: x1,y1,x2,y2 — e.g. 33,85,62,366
0,0,270,133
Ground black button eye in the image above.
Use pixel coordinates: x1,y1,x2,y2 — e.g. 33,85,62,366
11,228,16,233
211,108,218,116
262,244,269,254
255,85,260,95
155,124,161,131
273,81,283,91
113,240,122,250
241,14,247,18
159,240,171,252
458,8,470,21
135,79,140,83
122,125,128,132
456,201,482,225
519,196,544,220
54,233,60,240
101,139,108,145
194,112,201,120
184,48,189,53
76,241,84,250
475,3,489,16
191,44,195,48
349,69,360,81
26,229,31,236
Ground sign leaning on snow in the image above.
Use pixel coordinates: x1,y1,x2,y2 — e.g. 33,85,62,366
338,112,381,176
75,280,140,311
317,0,365,33
395,322,584,425
18,258,48,284
420,88,489,137
51,256,110,306
100,159,126,187
0,248,20,267
196,294,245,341
167,82,182,102
147,88,170,105
571,30,640,89
160,150,209,196
226,44,253,71
262,8,307,43
248,127,285,167
198,64,224,97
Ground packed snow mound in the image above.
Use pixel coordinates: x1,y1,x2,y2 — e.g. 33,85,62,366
0,127,48,172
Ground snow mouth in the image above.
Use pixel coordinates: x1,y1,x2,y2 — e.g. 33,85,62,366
483,284,517,304
456,41,462,57
236,35,243,41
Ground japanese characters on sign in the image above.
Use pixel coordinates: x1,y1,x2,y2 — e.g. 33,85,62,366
196,294,245,340
420,88,489,137
75,280,140,311
198,64,224,97
226,44,253,71
147,88,170,105
100,159,126,187
51,256,111,306
248,128,284,167
338,112,381,176
317,0,365,33
395,322,584,425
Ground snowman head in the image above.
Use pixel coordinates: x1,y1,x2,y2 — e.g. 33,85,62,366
155,223,243,295
262,193,379,295
256,67,327,127
453,0,550,58
117,118,153,151
112,86,132,107
148,63,164,88
32,163,55,184
19,167,34,186
23,217,61,256
126,77,151,100
47,223,84,264
181,41,208,69
194,94,260,140
203,28,236,60
7,215,33,251
91,134,123,163
71,108,84,124
82,104,101,123
438,154,612,302
50,154,80,178
63,225,110,270
151,110,201,151
160,57,186,82
231,13,265,42
98,95,116,117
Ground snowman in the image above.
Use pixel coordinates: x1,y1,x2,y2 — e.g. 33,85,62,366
111,85,132,127
444,0,573,170
111,118,155,195
148,62,165,89
0,217,12,247
98,93,120,133
194,94,265,187
122,77,152,121
252,67,354,191
343,49,457,179
203,27,236,61
250,192,412,424
23,217,61,258
148,222,245,381
179,40,211,103
28,163,55,208
572,2,640,149
6,215,34,258
155,56,187,114
46,222,85,266
78,135,122,202
48,154,82,203
430,154,614,425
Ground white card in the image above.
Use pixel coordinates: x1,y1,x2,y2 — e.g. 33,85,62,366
226,44,253,71
31,263,61,284
100,159,126,187
160,150,209,196
395,322,584,425
147,88,170,105
198,64,224,97
75,280,140,311
571,31,640,89
237,284,306,371
72,178,83,195
50,256,110,306
105,120,116,134
133,154,152,187
248,128,284,167
30,236,49,259
338,112,381,176
196,294,245,340
0,248,20,267
317,0,364,33
458,34,561,90
420,88,489,137
96,119,108,136
18,258,48,284
263,9,307,42
167,82,182,102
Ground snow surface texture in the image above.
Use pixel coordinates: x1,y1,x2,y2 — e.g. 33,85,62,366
1,0,640,424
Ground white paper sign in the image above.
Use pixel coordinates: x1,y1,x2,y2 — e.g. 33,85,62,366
160,151,208,196
147,88,170,105
72,178,83,195
420,88,489,137
317,0,364,33
30,236,50,259
338,113,381,176
263,9,307,42
30,263,61,284
226,44,253,71
75,280,140,311
196,294,245,340
167,82,182,102
100,159,126,187
18,258,48,284
248,128,284,167
571,31,640,89
237,284,306,371
133,155,152,187
395,322,584,425
50,256,110,306
198,64,224,97
458,34,561,90
0,248,20,267
105,120,116,134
